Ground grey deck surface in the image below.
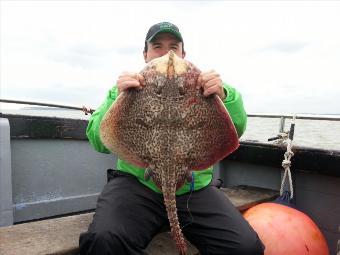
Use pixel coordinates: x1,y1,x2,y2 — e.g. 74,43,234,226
0,186,278,255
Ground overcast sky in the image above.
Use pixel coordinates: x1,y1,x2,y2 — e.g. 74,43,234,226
1,1,340,114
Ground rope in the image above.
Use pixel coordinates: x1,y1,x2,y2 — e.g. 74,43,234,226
280,138,294,199
81,106,95,115
272,115,296,200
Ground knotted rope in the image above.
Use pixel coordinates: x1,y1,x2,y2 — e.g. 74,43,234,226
271,115,296,200
81,106,95,115
280,136,294,199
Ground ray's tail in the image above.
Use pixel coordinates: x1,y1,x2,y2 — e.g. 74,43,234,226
162,182,188,255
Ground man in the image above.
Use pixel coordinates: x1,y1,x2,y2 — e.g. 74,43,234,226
80,22,264,255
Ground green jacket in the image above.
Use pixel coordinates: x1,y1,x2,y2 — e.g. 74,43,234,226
86,83,247,195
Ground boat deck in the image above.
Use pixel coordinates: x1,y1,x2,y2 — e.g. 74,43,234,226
0,186,278,255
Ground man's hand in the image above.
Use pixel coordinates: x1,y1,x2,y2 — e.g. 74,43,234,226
197,70,226,100
117,72,145,95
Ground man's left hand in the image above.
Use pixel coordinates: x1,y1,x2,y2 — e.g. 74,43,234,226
197,70,226,100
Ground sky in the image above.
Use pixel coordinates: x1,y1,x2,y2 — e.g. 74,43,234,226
1,0,340,114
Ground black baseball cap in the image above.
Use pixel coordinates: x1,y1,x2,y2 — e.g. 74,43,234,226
145,22,183,43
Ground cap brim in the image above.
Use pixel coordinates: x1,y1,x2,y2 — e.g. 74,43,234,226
147,28,183,43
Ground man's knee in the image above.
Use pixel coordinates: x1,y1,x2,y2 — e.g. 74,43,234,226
79,230,127,255
205,231,264,255
233,232,265,255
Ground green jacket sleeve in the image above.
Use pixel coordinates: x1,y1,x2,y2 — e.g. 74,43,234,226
222,83,247,137
86,83,247,153
86,86,119,153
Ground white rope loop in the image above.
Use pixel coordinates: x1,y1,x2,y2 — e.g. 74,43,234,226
280,138,294,199
273,114,296,200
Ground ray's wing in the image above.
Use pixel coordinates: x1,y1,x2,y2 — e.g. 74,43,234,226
182,94,240,170
100,91,150,168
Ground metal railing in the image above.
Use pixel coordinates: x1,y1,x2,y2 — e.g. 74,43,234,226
247,113,340,134
1,98,340,133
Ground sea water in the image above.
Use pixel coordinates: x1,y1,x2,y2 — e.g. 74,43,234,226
1,108,340,151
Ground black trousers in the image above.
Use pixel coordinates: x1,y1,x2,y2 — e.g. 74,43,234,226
79,171,264,255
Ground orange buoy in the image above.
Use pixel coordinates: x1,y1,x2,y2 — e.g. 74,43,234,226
243,202,329,255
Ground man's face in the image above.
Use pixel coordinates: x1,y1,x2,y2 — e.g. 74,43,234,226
143,33,185,63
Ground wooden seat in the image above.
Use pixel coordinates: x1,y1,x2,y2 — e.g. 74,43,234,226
0,185,278,255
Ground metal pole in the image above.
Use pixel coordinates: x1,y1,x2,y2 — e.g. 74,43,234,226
0,99,94,114
248,113,340,121
279,117,286,133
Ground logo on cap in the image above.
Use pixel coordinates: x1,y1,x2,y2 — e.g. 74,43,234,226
159,22,173,29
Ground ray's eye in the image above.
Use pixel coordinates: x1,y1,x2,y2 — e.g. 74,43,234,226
178,86,185,95
156,86,162,95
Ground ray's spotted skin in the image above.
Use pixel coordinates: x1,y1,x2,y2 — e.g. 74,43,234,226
100,51,239,254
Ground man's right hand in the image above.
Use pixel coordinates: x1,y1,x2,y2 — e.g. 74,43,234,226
117,72,145,95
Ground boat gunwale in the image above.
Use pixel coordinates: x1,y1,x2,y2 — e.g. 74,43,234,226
1,113,339,177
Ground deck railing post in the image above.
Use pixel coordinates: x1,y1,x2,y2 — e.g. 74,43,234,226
0,118,14,226
279,117,286,133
